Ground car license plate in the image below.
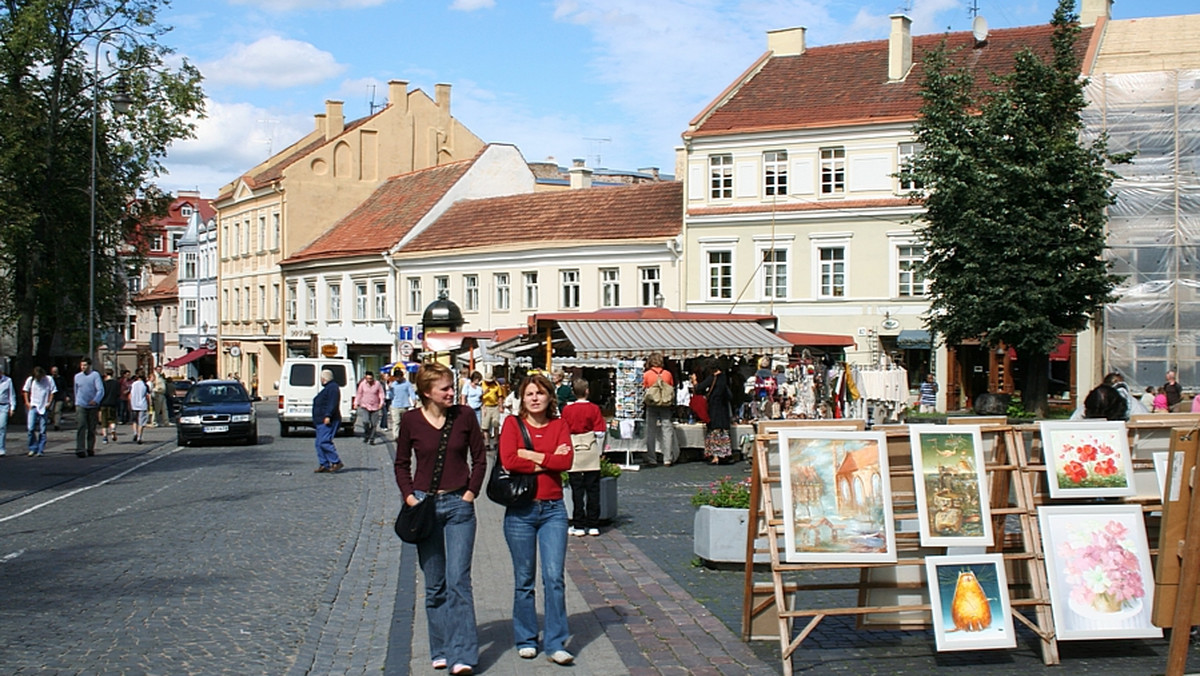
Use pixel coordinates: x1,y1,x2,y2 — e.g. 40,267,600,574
203,425,229,433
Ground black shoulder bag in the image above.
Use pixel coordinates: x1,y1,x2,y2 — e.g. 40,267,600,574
394,406,458,543
485,418,539,507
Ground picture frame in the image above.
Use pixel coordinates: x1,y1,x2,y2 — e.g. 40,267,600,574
1038,421,1135,498
1038,505,1161,640
909,425,993,547
925,553,1016,652
777,430,896,563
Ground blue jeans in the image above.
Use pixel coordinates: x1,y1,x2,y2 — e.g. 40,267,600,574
315,420,341,467
27,409,48,455
414,490,479,667
0,408,9,454
503,499,569,653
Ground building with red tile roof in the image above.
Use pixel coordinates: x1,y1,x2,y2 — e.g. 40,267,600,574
677,5,1107,414
213,80,485,393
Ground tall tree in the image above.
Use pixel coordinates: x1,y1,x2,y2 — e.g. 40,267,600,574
908,0,1123,416
0,0,204,378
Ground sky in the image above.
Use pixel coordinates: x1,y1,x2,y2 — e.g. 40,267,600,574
156,0,1196,197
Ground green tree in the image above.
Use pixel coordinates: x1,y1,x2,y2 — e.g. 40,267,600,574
908,0,1122,416
0,0,204,378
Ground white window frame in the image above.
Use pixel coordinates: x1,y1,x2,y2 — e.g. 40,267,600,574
709,154,733,200
810,233,852,299
373,281,387,320
257,216,266,252
495,272,510,311
755,237,793,301
257,284,266,319
354,282,368,320
639,267,661,307
234,288,242,322
151,234,164,252
560,269,580,309
764,150,788,197
434,275,449,300
601,268,620,308
889,233,929,298
272,213,281,250
306,282,317,322
271,283,280,320
183,252,197,279
820,146,846,196
463,274,479,312
183,299,197,328
897,141,925,193
522,271,539,310
286,283,297,322
407,277,422,314
702,242,735,302
327,282,341,321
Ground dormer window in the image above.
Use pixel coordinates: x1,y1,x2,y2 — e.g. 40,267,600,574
180,204,194,217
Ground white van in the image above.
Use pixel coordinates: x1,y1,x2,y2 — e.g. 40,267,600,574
276,357,357,436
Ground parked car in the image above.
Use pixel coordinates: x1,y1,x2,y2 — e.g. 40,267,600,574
176,380,258,446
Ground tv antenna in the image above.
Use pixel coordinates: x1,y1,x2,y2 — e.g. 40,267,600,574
583,137,610,168
257,119,279,156
367,84,380,114
968,0,980,20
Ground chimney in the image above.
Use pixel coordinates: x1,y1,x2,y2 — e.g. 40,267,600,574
324,100,344,140
767,26,806,57
314,113,326,135
1080,0,1112,27
888,14,913,82
388,80,408,114
569,158,593,190
638,167,660,181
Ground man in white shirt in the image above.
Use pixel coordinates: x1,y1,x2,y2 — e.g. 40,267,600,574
23,366,56,457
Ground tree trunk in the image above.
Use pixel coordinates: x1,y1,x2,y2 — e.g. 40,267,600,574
1019,349,1051,418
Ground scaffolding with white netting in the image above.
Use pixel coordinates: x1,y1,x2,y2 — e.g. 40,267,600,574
1085,69,1200,393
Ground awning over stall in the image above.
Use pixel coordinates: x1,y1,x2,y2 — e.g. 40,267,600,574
163,348,211,368
777,331,857,348
554,318,792,360
895,329,932,349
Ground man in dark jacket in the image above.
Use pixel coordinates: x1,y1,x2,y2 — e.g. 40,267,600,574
312,369,344,474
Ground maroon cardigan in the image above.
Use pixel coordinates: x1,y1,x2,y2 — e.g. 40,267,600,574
394,405,487,498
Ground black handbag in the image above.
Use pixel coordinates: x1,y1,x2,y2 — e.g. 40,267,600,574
486,418,539,507
394,407,457,543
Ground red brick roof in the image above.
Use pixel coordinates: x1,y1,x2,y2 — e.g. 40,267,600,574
688,23,1095,137
281,156,478,265
134,267,178,304
400,181,682,254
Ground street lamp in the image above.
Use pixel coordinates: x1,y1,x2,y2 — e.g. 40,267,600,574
88,31,133,361
153,302,163,367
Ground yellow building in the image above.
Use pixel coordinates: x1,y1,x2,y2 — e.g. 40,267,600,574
213,81,484,395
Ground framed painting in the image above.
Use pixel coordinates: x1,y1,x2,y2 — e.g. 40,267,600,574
925,554,1016,652
777,430,896,564
1039,421,1135,498
909,425,993,547
1038,505,1161,640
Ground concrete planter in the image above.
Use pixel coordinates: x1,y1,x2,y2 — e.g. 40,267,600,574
693,505,750,563
599,476,618,522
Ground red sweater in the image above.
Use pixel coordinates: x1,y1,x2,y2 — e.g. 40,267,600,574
560,399,605,435
394,405,487,499
498,416,573,500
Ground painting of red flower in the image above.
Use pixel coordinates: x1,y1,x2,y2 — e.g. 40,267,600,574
1040,422,1135,498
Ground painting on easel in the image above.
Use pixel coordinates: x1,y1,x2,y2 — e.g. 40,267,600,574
1039,421,1135,498
909,425,993,547
777,430,896,563
925,554,1017,652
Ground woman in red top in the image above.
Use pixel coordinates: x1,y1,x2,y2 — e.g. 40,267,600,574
498,373,575,665
395,363,486,675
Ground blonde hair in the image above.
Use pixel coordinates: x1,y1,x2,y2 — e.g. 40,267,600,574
415,362,454,405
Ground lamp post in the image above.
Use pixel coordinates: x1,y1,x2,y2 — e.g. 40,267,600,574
153,302,163,368
88,32,133,361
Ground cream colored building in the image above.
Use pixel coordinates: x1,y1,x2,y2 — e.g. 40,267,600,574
678,5,1114,411
213,81,484,394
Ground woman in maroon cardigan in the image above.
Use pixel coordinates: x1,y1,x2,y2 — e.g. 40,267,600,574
395,362,487,675
499,373,575,665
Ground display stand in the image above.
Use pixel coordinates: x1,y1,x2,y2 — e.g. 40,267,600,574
743,423,1059,675
612,359,644,470
1152,426,1200,676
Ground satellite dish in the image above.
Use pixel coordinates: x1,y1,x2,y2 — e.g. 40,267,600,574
972,15,989,44
881,318,901,331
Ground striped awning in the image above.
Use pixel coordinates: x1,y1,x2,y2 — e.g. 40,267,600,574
555,319,792,360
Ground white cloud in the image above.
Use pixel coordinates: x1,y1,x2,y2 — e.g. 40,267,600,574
159,99,311,195
450,79,595,167
201,36,346,89
228,0,386,10
450,0,495,10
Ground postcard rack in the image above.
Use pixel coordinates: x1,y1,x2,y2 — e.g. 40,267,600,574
742,423,1060,675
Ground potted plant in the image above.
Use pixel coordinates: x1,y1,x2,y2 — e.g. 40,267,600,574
692,475,753,563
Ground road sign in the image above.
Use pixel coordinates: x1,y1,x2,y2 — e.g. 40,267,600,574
398,341,414,358
397,325,415,341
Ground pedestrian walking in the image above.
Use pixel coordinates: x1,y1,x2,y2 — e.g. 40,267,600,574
49,365,67,430
355,371,385,445
99,369,120,444
498,373,575,665
696,360,733,465
562,378,605,537
918,373,938,414
23,366,55,457
118,370,131,424
313,369,343,473
73,357,103,457
480,370,504,451
642,352,676,467
1164,370,1183,411
394,362,486,675
151,366,170,427
0,364,15,457
388,369,417,439
129,370,150,444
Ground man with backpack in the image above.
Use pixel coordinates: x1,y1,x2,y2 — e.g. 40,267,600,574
642,352,676,467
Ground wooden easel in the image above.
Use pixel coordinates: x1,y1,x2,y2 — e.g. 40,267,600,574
743,423,1059,675
1152,426,1200,676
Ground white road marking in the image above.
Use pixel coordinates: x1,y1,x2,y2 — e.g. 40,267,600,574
0,445,186,525
1,549,25,562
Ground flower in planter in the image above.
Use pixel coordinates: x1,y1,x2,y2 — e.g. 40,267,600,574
691,475,752,509
600,456,622,479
